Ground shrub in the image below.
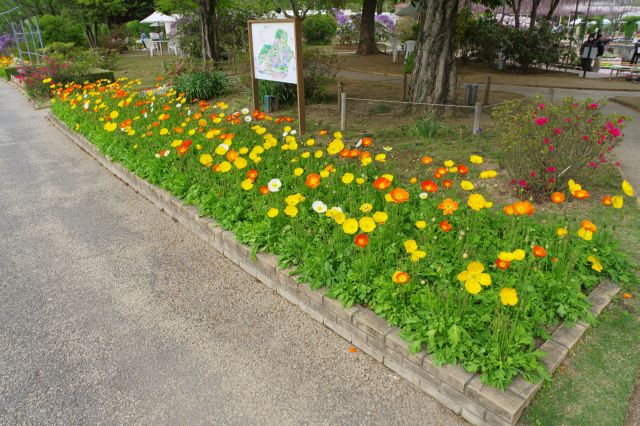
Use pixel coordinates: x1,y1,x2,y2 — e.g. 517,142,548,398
173,70,231,101
125,20,153,38
503,22,563,70
493,97,625,198
38,14,86,47
302,14,337,45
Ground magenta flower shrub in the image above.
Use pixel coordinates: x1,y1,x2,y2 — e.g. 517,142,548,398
493,97,625,198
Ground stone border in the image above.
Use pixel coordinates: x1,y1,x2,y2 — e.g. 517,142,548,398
47,111,619,426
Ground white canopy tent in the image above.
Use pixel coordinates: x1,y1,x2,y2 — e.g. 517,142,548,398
141,11,179,35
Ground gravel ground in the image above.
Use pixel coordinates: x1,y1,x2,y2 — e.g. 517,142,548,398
0,81,465,425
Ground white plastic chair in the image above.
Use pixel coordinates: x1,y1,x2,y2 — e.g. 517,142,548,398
168,39,182,56
143,38,157,57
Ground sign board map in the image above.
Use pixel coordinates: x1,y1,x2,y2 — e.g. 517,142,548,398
250,21,298,85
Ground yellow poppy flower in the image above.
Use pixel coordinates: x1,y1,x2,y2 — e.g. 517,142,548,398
457,261,491,295
333,211,346,224
342,218,359,234
359,216,376,233
410,250,427,263
557,227,568,237
460,180,475,191
499,288,518,306
342,173,354,184
241,178,254,191
416,220,427,229
470,155,483,164
403,240,418,254
373,211,388,224
199,154,213,166
267,208,279,218
587,255,603,272
284,205,298,217
294,167,304,176
359,203,373,213
622,180,634,197
612,195,624,209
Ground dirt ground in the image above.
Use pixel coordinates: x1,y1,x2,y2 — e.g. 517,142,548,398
335,52,640,92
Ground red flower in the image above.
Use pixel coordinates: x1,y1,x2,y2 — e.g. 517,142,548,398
420,179,438,193
495,259,510,270
354,233,369,248
373,176,392,191
439,220,452,232
533,245,547,258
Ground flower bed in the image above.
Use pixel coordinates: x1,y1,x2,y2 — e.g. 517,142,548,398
49,78,637,391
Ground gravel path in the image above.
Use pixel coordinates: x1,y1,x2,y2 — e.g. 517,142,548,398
0,81,464,425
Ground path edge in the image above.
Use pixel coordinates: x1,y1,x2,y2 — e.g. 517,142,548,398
46,111,619,426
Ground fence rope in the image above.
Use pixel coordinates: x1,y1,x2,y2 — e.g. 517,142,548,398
344,97,477,109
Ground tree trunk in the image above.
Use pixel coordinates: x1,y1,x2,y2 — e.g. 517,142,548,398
529,0,542,29
545,0,561,21
376,0,383,15
85,24,98,48
198,0,220,61
411,0,459,106
356,0,380,55
510,0,521,29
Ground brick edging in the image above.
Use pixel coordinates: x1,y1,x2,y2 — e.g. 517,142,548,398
46,111,619,426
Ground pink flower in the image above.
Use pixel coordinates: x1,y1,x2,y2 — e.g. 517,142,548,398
511,179,517,184
546,166,556,173
548,177,555,183
530,171,538,177
588,102,599,110
544,137,550,144
549,145,555,151
554,127,561,135
535,117,549,126
618,118,625,124
538,103,545,110
582,135,589,141
587,118,593,124
615,161,621,166
518,180,527,187
565,117,571,123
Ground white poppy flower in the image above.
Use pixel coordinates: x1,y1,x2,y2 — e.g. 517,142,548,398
267,178,282,192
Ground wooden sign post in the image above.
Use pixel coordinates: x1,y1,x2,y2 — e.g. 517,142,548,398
248,19,306,135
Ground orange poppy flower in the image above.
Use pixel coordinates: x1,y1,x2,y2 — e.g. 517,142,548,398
550,192,565,204
551,257,559,263
421,179,438,193
226,150,239,162
581,220,597,232
361,137,373,146
438,198,459,215
421,156,433,164
623,293,633,299
306,173,321,189
439,220,452,232
443,179,453,188
495,258,510,270
348,149,360,158
389,188,410,203
434,172,443,179
339,148,350,158
373,176,392,191
574,189,590,199
246,169,258,180
513,201,535,216
392,271,410,284
601,195,613,206
457,164,469,175
533,245,547,258
354,233,369,248
319,129,328,136
259,185,269,195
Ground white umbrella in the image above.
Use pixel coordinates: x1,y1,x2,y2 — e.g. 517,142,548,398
141,11,179,35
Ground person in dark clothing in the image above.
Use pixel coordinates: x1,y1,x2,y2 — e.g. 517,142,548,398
593,32,611,71
631,39,640,64
580,34,596,72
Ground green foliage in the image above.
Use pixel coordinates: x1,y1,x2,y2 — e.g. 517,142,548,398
459,18,562,70
259,47,337,105
414,113,450,138
493,97,625,198
124,20,153,38
43,42,115,70
173,70,231,101
302,14,337,45
38,14,86,47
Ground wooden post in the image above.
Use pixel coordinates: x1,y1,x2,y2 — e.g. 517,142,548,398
483,75,491,106
547,87,555,103
340,93,347,132
338,81,343,114
247,22,260,112
473,102,482,135
294,19,306,135
402,73,407,102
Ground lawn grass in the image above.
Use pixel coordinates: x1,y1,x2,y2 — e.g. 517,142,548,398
113,53,174,87
610,96,640,113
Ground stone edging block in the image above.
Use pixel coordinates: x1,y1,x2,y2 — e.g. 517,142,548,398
46,111,620,426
